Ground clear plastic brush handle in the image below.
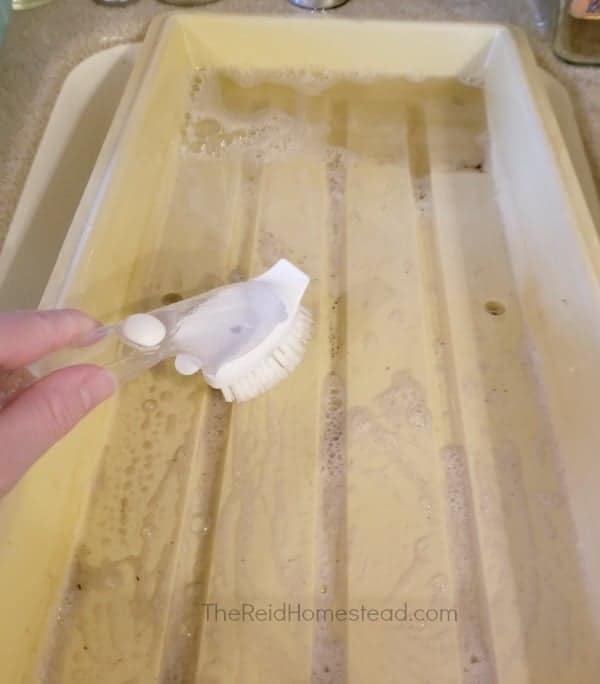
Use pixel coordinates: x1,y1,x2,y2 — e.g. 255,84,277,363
28,289,219,386
29,324,166,385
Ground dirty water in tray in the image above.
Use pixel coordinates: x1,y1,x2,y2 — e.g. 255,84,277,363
41,70,590,684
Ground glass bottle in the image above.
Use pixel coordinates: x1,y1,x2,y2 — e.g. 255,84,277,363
554,0,600,64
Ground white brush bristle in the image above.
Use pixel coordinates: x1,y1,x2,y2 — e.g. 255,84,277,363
220,306,313,402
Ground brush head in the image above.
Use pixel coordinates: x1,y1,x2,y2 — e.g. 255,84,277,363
215,305,313,402
167,259,312,402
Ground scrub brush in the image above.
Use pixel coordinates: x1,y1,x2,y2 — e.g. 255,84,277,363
31,259,312,402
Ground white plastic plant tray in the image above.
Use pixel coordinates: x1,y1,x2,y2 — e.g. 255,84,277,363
1,14,600,684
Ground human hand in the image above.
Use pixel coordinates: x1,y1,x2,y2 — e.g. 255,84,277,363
0,310,115,496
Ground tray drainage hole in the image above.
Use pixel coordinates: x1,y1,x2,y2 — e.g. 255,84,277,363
485,301,506,317
161,292,184,305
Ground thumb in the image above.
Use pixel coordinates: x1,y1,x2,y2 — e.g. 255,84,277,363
0,365,114,496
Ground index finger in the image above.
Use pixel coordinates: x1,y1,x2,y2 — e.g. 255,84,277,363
0,310,99,370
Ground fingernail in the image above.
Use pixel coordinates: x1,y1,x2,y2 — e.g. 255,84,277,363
80,368,116,411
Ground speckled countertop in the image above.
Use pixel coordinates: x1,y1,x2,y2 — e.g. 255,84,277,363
0,0,599,246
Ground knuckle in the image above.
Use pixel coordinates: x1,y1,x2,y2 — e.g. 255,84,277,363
38,386,81,441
